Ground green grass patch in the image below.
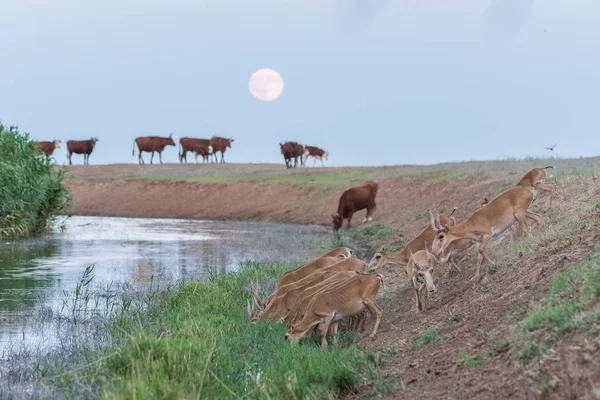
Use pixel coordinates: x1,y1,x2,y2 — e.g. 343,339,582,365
454,349,488,368
334,223,403,254
412,327,441,348
515,252,600,361
425,170,464,184
55,262,377,399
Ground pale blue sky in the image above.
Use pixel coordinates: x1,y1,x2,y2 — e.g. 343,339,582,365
1,0,599,165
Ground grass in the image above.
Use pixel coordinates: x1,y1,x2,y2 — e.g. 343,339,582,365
454,349,487,368
333,223,403,254
53,262,378,399
514,251,600,361
0,123,71,238
412,327,441,348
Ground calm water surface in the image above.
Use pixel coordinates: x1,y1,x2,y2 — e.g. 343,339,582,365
0,216,329,351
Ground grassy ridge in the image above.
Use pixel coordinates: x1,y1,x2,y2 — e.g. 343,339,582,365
56,263,376,399
0,123,70,237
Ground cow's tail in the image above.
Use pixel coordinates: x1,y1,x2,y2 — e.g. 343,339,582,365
132,139,136,156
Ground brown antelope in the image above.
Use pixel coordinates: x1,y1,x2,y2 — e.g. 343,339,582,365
407,248,437,312
517,166,555,205
284,274,383,349
367,207,458,272
249,258,366,320
262,253,347,307
283,271,360,326
431,185,541,281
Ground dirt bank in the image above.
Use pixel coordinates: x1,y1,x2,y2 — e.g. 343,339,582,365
65,172,510,234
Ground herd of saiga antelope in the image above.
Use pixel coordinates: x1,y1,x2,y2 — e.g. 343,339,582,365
35,136,328,167
248,166,555,349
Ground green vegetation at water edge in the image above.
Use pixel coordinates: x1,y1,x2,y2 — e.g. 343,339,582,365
55,262,379,399
0,123,71,238
333,223,403,254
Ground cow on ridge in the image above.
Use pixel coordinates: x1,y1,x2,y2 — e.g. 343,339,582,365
279,141,304,168
192,143,213,164
303,145,328,167
179,137,212,164
332,181,378,231
210,136,234,163
67,137,98,165
36,140,61,160
133,134,176,165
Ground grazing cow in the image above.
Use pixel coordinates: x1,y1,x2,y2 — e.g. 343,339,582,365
36,140,61,160
132,134,176,165
332,181,378,231
67,137,98,165
279,142,304,168
179,137,211,164
303,145,328,167
192,143,213,164
210,136,234,163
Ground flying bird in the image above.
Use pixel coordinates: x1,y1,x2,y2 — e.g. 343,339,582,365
545,143,558,151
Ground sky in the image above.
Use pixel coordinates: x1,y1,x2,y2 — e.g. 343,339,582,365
1,0,599,166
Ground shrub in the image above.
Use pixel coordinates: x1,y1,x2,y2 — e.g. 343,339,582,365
0,123,71,237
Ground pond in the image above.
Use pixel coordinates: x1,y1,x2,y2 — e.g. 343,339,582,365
0,216,329,352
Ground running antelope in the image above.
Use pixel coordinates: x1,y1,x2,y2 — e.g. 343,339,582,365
284,274,383,349
431,185,541,281
517,166,555,205
368,207,458,272
407,248,437,312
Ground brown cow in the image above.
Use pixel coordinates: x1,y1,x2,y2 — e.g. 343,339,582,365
36,140,61,160
67,137,98,165
303,145,328,167
331,181,378,231
279,141,304,168
210,136,234,163
179,137,211,164
132,134,176,165
192,143,213,164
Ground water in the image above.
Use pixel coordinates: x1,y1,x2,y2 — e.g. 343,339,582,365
0,216,329,351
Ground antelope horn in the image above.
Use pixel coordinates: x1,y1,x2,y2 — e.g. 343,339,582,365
424,242,432,268
429,210,437,232
434,209,443,231
449,207,457,217
247,300,253,320
409,249,418,266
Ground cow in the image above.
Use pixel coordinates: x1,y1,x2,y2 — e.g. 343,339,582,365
279,141,304,168
331,181,378,231
36,140,61,160
66,137,98,165
132,134,176,165
179,137,211,164
210,136,234,163
192,143,213,164
303,145,328,167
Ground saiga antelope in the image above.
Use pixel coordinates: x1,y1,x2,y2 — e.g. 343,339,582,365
431,185,541,281
407,248,437,312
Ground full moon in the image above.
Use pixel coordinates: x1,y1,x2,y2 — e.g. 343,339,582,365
248,68,284,102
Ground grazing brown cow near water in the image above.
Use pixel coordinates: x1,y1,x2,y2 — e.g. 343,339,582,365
36,140,61,160
67,138,98,165
210,136,234,163
303,145,328,167
133,134,176,165
179,137,212,164
279,141,304,168
332,181,378,231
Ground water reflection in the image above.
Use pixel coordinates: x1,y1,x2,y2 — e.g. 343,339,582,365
0,216,328,349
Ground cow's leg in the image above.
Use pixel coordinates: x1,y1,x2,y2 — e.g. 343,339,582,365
68,152,72,165
346,211,355,228
159,151,163,164
221,151,225,164
138,152,144,165
150,151,155,164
